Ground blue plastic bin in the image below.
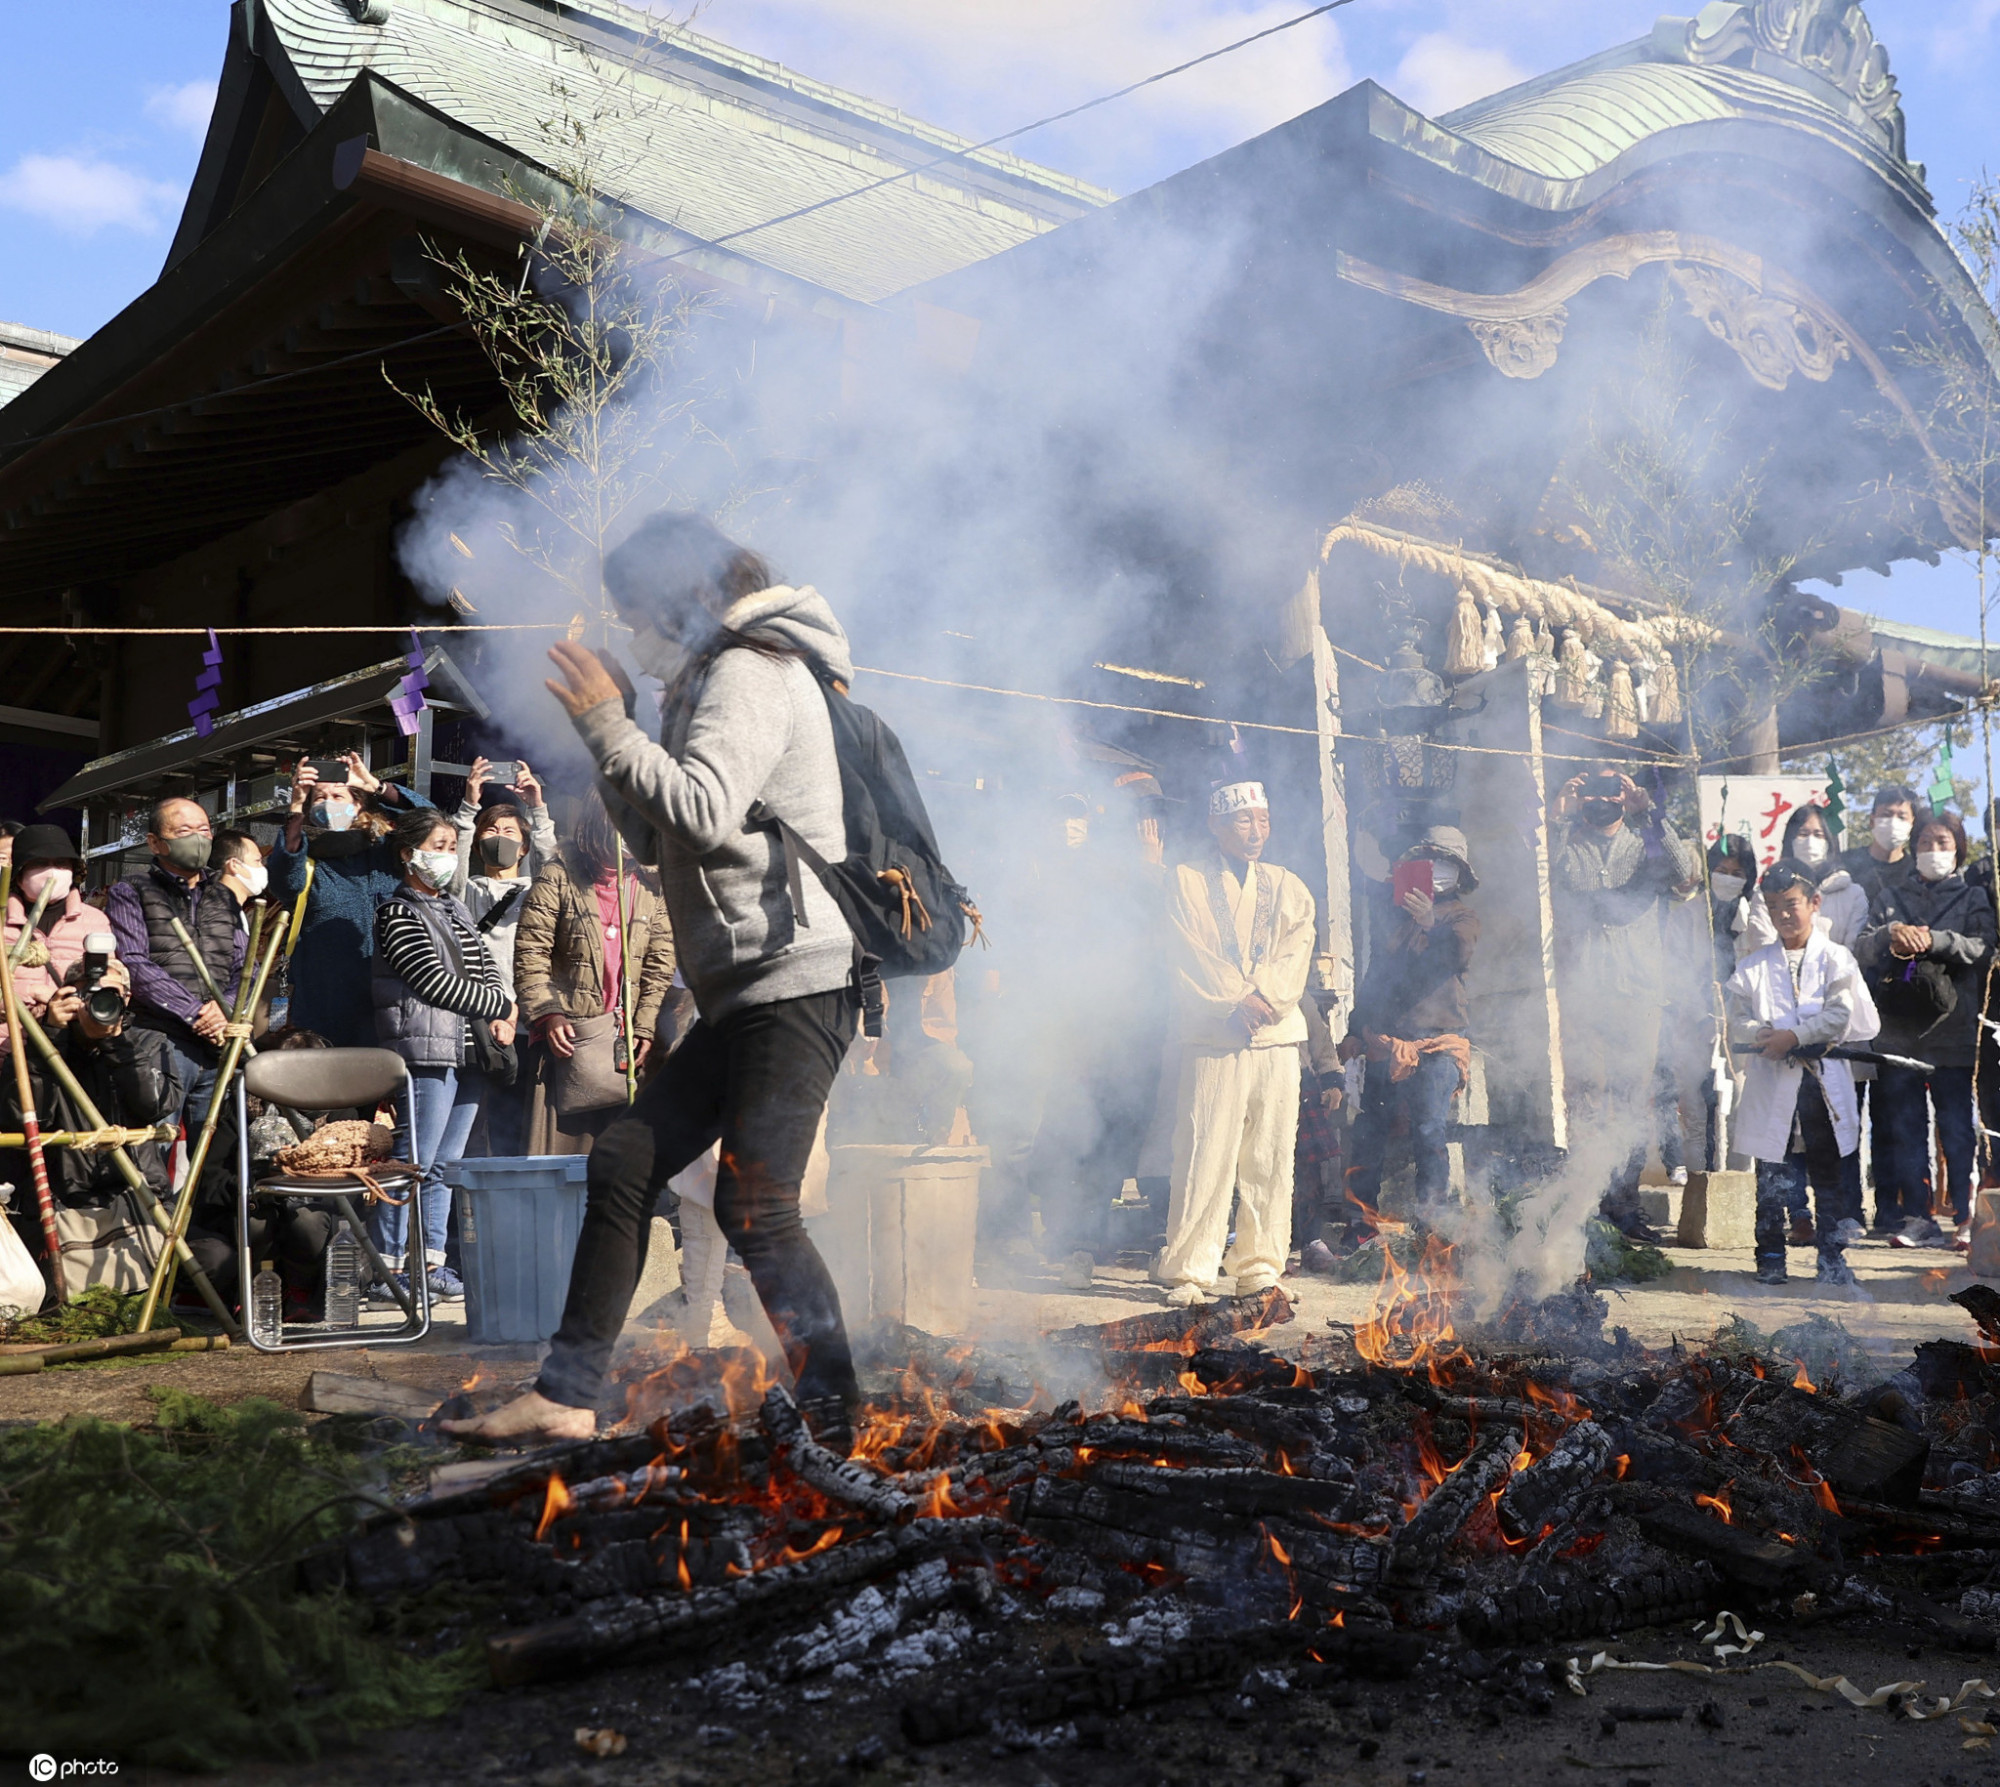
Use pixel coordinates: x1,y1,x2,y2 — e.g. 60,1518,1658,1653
442,1155,590,1344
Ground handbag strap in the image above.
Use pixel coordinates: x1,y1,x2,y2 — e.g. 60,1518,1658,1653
477,882,526,934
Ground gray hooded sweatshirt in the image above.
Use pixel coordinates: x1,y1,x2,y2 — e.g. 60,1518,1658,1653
572,584,856,1022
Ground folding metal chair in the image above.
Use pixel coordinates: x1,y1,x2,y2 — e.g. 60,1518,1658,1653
234,1046,431,1352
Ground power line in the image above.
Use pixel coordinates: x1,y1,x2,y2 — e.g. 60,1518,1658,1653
0,5,1358,458
706,0,1358,249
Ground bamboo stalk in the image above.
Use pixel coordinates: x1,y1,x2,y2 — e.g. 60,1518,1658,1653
0,1327,185,1374
168,916,257,1056
137,912,283,1332
0,864,64,1305
0,1126,178,1149
11,1004,241,1338
613,837,637,1105
6,881,54,967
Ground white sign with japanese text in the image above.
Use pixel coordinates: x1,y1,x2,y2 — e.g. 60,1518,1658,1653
1697,774,1841,872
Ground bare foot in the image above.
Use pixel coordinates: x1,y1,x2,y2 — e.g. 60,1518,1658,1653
440,1389,596,1446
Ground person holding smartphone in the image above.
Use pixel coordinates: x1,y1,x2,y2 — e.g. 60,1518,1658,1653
264,750,428,1048
1339,826,1481,1230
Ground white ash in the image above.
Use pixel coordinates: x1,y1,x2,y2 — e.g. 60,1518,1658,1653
772,1556,954,1679
990,1719,1078,1752
877,1608,973,1677
689,1661,767,1710
1047,1586,1106,1616
1963,1587,2000,1622
1098,1599,1193,1656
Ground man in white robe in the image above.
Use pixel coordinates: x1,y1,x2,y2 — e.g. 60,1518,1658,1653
1156,782,1317,1308
1724,863,1880,1287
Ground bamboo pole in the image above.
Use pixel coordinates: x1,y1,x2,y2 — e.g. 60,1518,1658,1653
6,881,54,967
0,1126,177,1149
0,865,65,1305
137,913,284,1332
11,1004,241,1337
169,917,257,1056
614,837,637,1105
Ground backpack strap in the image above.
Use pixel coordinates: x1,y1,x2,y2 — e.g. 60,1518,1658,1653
748,802,882,1037
476,882,526,935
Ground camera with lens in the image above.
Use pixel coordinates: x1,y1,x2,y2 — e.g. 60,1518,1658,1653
80,932,126,1027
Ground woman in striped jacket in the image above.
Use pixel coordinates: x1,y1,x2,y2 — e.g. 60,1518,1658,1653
371,808,516,1302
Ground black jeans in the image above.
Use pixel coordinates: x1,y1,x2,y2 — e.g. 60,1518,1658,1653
537,987,858,1413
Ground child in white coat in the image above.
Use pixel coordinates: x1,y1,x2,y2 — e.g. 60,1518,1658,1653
1724,863,1880,1286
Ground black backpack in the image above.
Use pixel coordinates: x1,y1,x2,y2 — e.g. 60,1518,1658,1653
754,677,983,1034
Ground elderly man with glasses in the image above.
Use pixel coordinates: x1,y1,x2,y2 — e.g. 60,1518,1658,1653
103,795,247,1128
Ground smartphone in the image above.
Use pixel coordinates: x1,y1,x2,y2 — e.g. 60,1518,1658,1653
1391,859,1434,907
304,757,350,785
483,761,520,787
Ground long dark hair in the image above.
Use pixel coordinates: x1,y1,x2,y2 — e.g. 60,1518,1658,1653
570,790,622,882
602,510,772,632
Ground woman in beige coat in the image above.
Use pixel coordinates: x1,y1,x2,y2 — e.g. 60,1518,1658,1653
514,794,679,1155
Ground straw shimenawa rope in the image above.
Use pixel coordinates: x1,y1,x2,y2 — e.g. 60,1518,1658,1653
1320,518,1723,726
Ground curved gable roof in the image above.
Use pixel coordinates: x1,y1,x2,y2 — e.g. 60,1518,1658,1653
208,0,1111,306
1436,1,1926,215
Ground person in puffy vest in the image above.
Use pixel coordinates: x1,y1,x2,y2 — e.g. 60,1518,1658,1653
445,510,861,1454
103,796,246,1127
371,807,516,1304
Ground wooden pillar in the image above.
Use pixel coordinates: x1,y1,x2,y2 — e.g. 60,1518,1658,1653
1310,613,1354,1004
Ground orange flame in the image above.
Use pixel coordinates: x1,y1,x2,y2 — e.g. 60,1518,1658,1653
676,1518,692,1592
1694,1484,1734,1525
534,1472,572,1542
1792,1359,1817,1393
1612,1453,1631,1481
1354,1233,1465,1372
1176,1368,1206,1396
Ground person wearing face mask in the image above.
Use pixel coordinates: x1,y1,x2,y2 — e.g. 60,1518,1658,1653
1741,806,1869,955
513,791,678,1158
370,807,517,1302
103,796,245,1128
449,777,556,1157
1548,767,1702,1240
1855,810,1995,1246
0,824,110,1055
1840,786,1920,907
450,756,556,899
264,751,429,1048
1339,826,1480,1228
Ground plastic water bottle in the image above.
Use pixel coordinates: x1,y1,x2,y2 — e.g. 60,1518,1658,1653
251,1260,283,1346
324,1224,362,1329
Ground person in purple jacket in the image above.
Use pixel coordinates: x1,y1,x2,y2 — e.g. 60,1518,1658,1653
104,796,246,1128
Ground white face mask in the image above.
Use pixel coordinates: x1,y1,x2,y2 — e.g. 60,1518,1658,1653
409,848,458,889
1874,815,1913,850
311,800,356,832
233,862,269,898
627,618,689,682
1709,873,1746,903
1428,862,1460,895
1792,834,1830,867
18,865,72,904
1917,848,1957,883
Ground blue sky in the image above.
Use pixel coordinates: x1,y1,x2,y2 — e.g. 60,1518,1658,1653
3,0,1998,642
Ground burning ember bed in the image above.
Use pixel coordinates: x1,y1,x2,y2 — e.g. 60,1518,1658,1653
314,1267,2000,1766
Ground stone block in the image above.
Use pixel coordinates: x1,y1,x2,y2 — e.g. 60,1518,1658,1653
1969,1190,2000,1278
1675,1170,1758,1250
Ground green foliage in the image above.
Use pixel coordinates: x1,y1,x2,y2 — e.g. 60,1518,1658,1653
0,1391,476,1768
1,1284,147,1345
1582,1217,1673,1284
